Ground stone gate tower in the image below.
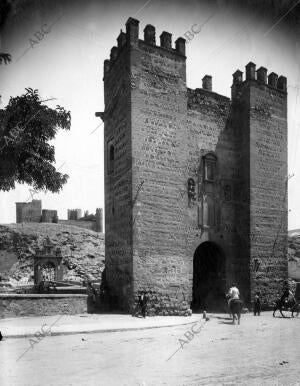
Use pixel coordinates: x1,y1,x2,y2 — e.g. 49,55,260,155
98,17,288,314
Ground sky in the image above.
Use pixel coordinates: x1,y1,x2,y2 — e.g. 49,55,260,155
0,0,299,227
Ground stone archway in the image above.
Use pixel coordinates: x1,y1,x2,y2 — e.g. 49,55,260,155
192,241,226,312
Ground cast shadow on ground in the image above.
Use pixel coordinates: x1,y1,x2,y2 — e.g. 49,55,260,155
214,316,232,321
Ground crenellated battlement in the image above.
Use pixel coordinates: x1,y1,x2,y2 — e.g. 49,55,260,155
231,62,287,94
103,18,288,105
103,17,186,77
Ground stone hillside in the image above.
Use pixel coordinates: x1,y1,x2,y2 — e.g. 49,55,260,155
1,223,298,285
0,223,105,285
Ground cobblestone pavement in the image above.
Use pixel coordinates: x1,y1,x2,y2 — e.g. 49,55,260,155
1,312,299,386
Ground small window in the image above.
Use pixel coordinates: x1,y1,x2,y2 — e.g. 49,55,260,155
205,160,215,181
107,141,115,175
203,153,217,182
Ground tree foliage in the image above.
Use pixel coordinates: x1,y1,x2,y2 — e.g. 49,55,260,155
0,88,71,192
0,53,11,64
0,0,11,64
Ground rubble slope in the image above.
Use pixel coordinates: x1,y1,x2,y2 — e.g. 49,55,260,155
0,223,105,284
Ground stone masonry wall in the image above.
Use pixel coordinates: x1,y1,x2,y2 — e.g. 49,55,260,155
0,294,87,318
231,68,288,307
103,31,133,311
248,80,288,306
185,88,250,298
130,33,191,315
58,219,96,231
228,83,252,302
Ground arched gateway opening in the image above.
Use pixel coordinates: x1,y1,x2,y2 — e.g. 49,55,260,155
192,242,226,312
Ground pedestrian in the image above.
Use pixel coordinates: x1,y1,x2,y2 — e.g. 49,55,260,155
253,292,261,316
132,291,149,317
0,331,3,341
87,281,96,302
140,291,148,318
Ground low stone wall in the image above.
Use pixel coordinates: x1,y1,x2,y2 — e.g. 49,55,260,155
58,220,96,231
0,294,87,318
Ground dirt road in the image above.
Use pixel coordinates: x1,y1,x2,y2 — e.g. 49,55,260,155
1,312,299,385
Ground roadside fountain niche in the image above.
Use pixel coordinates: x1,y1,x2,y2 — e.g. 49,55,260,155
34,236,63,286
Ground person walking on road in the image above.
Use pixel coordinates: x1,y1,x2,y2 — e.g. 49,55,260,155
253,292,261,316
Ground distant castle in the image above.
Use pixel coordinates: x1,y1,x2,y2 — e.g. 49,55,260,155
15,200,103,232
67,209,82,220
16,200,57,224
